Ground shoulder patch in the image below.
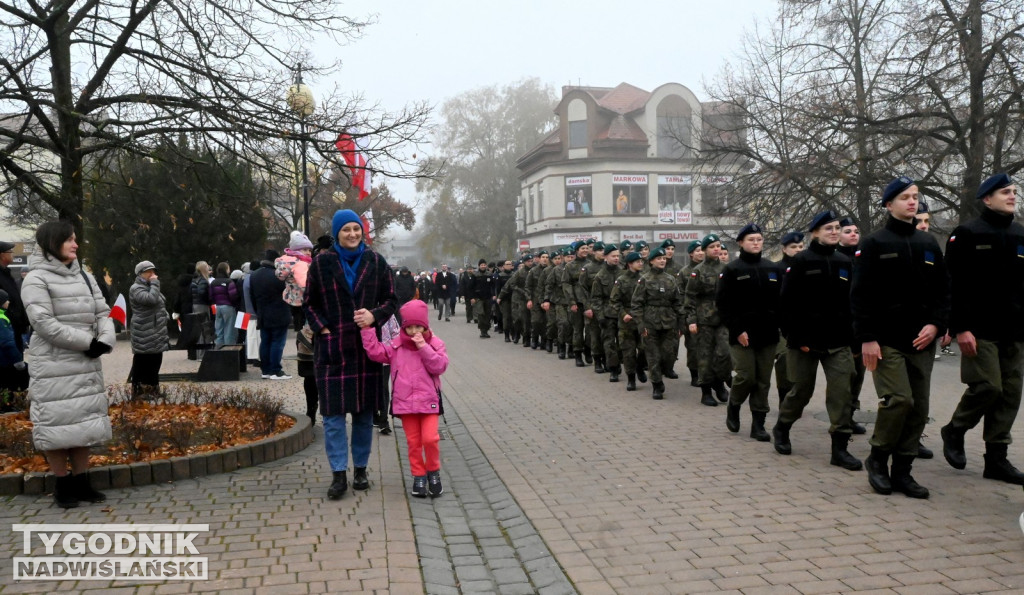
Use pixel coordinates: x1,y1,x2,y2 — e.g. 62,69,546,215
854,250,861,257
949,235,956,243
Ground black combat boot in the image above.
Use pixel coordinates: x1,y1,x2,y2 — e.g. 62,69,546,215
851,421,867,435
512,330,520,344
522,335,531,348
772,421,792,455
865,447,893,495
689,368,699,387
829,433,863,470
327,471,348,500
917,441,934,459
636,367,648,383
72,473,106,503
940,423,967,469
557,344,566,359
353,467,369,491
663,369,679,379
700,385,717,407
504,330,511,343
625,373,636,391
608,366,620,382
890,454,929,498
480,330,490,339
575,351,585,367
983,443,1024,485
53,475,79,509
750,411,771,442
584,348,593,365
713,380,729,403
594,356,606,374
652,381,665,400
531,337,539,349
725,403,741,433
546,340,553,353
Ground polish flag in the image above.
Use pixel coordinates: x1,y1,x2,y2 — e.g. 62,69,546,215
109,294,127,326
234,311,251,329
361,210,374,246
210,304,217,315
335,131,371,200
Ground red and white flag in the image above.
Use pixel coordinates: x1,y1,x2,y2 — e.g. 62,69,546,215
361,210,374,246
109,294,127,326
234,311,252,330
335,131,371,200
210,304,217,315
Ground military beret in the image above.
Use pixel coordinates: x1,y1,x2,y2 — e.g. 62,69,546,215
736,223,763,241
624,252,643,264
585,238,595,245
780,231,804,246
701,234,721,250
602,243,618,255
649,247,667,260
839,217,856,228
592,241,604,251
977,173,1013,199
537,250,548,257
574,241,587,253
619,240,633,252
882,176,915,205
687,240,701,254
660,239,675,249
917,200,929,214
634,240,649,250
0,240,14,253
807,210,839,231
522,253,534,260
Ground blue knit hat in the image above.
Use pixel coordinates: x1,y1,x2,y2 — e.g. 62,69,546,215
331,209,363,241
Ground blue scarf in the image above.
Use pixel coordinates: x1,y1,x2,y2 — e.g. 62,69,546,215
334,242,365,291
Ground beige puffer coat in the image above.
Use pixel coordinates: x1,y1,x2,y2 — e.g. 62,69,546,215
22,252,114,451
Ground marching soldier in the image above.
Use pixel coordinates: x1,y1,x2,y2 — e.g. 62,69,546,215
716,223,781,442
494,260,514,340
631,247,684,400
541,250,563,353
467,259,495,339
590,244,623,382
852,176,950,499
662,239,683,278
581,242,607,372
501,253,533,345
837,218,868,435
562,241,589,367
684,234,732,406
678,240,705,387
611,252,648,390
526,251,549,350
553,248,575,358
773,231,804,406
940,173,1024,486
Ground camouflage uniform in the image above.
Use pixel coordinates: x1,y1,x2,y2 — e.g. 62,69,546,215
683,258,731,387
678,260,699,379
611,267,645,376
495,268,513,337
562,254,587,359
502,263,531,344
546,257,571,356
580,255,603,361
632,267,684,387
542,256,562,347
526,263,547,347
589,261,622,374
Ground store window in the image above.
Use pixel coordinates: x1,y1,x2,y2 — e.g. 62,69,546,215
657,95,692,159
565,176,592,217
537,183,544,220
612,174,648,215
657,175,693,224
701,176,733,215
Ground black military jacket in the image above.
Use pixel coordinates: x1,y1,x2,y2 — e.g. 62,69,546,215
716,250,781,348
780,240,853,351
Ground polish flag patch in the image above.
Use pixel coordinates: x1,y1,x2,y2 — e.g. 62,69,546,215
235,311,252,329
854,250,861,257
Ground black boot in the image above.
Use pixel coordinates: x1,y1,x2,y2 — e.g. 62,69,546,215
829,433,863,470
663,369,679,379
652,381,665,400
689,368,699,387
546,340,553,353
504,330,511,343
772,421,792,455
352,467,369,491
983,443,1024,485
594,356,606,374
725,403,741,433
575,351,585,367
72,473,107,503
713,381,729,403
522,335,532,348
700,385,717,407
851,421,867,435
636,367,648,383
584,347,593,364
54,475,79,509
512,331,520,345
626,373,637,391
557,344,566,359
327,471,348,500
891,454,929,498
750,412,771,442
940,423,967,470
608,366,620,382
865,448,893,495
531,337,540,349
917,441,934,459
480,330,490,338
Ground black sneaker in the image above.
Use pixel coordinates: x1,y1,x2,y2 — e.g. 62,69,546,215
427,470,443,497
411,476,427,498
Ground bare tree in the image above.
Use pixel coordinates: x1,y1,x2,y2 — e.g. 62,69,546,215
0,0,430,240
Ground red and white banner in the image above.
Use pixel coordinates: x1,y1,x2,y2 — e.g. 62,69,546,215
109,294,127,326
361,210,374,246
234,311,252,330
335,131,371,200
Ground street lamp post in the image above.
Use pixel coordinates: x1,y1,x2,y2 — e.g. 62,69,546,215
287,64,315,235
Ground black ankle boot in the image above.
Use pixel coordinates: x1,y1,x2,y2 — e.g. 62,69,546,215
72,473,107,503
772,421,792,455
636,367,648,383
700,385,717,407
584,348,593,364
54,475,79,509
557,344,566,359
327,471,348,500
983,443,1024,485
652,381,665,400
608,366,620,382
891,454,929,498
594,356,606,374
689,368,699,387
575,352,585,367
750,411,770,442
353,467,369,491
866,448,893,495
546,340,553,353
626,373,636,391
725,403,741,433
504,331,511,342
941,423,967,469
829,433,863,470
713,381,729,403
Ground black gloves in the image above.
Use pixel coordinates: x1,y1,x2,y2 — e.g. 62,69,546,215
84,339,113,358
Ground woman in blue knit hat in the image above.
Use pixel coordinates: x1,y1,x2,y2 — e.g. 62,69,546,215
304,209,397,500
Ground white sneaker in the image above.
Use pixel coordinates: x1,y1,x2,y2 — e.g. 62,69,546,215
268,373,292,380
261,374,271,379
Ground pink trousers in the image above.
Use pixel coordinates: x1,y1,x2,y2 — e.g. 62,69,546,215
401,413,440,476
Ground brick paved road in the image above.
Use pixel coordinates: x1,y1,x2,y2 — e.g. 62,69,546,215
2,301,1023,594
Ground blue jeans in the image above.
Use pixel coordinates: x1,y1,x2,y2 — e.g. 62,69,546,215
323,411,374,472
259,325,288,375
214,305,238,346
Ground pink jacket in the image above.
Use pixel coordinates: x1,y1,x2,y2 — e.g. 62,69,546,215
360,327,449,415
275,251,311,307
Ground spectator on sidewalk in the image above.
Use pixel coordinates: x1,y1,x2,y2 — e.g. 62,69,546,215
128,260,169,397
242,260,260,365
190,261,213,359
0,240,28,355
250,250,291,380
208,262,239,347
0,288,28,393
276,230,314,331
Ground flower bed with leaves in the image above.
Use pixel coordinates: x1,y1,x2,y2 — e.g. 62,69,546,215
0,384,294,475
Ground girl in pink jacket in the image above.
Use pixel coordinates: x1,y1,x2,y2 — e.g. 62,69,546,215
361,299,449,497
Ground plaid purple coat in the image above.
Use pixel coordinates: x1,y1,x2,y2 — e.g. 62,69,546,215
303,249,396,416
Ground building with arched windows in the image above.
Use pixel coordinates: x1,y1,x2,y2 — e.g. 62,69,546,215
515,82,746,250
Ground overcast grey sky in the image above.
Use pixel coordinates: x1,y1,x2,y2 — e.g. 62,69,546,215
311,0,780,229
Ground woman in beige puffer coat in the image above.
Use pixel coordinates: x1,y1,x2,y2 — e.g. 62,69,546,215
21,221,115,508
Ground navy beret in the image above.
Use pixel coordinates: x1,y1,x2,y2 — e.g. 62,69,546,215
737,223,763,241
660,239,676,249
977,173,1012,199
839,217,856,228
701,234,721,250
882,176,915,205
619,240,633,252
649,247,667,260
917,200,929,214
634,240,649,250
780,231,804,246
808,210,839,231
625,252,643,264
687,240,701,254
602,243,618,255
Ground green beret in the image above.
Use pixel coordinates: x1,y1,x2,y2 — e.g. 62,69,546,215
619,240,633,252
649,247,667,260
635,240,649,250
686,240,701,254
592,241,605,251
701,234,721,250
602,243,618,255
660,239,676,249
